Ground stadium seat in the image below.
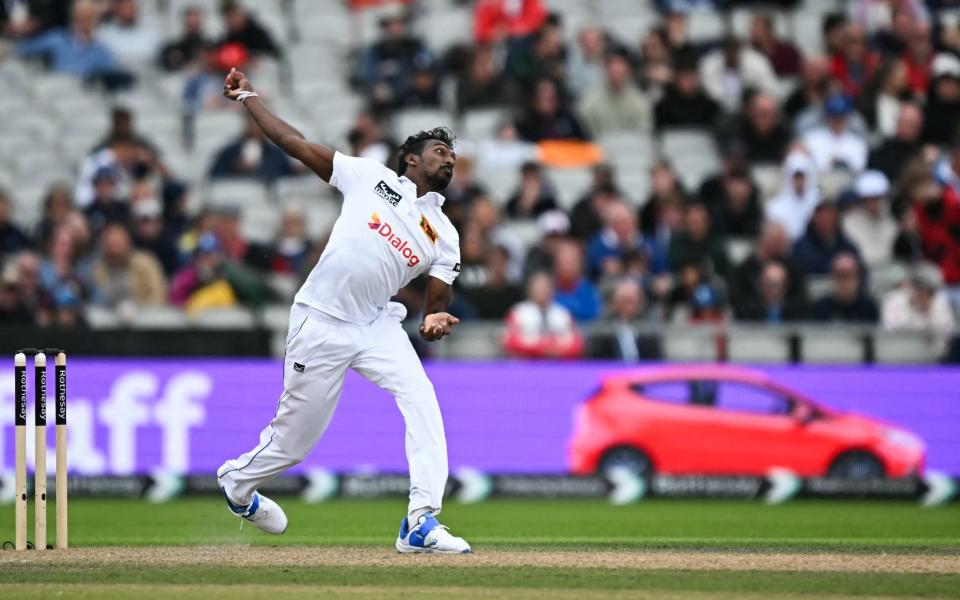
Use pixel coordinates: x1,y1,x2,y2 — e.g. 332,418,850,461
807,276,834,300
275,175,330,204
462,108,510,141
868,264,907,298
419,6,472,53
728,327,792,363
605,14,658,47
725,239,754,265
393,109,456,140
731,8,789,39
874,331,940,363
129,306,189,329
659,129,719,189
240,204,280,244
266,274,299,302
84,305,121,329
802,328,866,364
662,327,719,361
191,307,257,329
751,165,781,201
687,10,727,44
546,167,593,210
206,180,271,210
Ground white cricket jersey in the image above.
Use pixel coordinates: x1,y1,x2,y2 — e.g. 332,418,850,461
293,152,461,324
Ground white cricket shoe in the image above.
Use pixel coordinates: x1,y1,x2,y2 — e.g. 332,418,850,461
222,488,288,535
396,512,472,554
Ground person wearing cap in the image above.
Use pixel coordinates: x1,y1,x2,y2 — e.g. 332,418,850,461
801,93,869,173
882,263,957,357
360,6,431,111
765,150,821,241
792,198,864,276
921,53,960,145
84,166,131,236
131,198,181,276
843,170,898,268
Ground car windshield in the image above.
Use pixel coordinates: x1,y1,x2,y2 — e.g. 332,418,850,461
632,380,793,416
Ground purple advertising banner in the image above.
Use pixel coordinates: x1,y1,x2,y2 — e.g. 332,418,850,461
1,360,958,477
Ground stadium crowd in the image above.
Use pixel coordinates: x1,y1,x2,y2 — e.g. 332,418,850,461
0,0,959,361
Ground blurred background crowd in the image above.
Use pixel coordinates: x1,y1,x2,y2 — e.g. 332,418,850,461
1,0,959,361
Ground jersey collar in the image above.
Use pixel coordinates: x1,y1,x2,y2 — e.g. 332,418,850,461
398,175,446,207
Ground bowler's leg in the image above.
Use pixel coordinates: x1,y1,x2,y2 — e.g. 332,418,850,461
352,322,448,515
219,306,351,505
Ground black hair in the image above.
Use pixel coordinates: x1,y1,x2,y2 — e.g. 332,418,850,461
396,127,456,176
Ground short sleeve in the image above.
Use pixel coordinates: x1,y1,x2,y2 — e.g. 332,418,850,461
428,234,461,285
329,151,380,195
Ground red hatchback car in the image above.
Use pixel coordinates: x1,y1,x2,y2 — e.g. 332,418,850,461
569,365,925,479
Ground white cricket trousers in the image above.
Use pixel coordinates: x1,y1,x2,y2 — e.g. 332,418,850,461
217,302,448,514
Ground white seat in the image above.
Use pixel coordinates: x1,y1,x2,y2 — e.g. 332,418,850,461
275,175,328,203
546,167,593,210
807,276,834,301
660,129,720,187
206,180,270,210
731,8,789,39
874,331,940,363
662,327,719,361
241,204,280,244
191,307,257,329
392,109,455,139
725,239,754,265
461,108,510,141
728,328,791,363
262,303,292,331
869,264,907,298
605,14,657,47
84,305,120,328
687,9,726,43
420,7,472,53
802,329,865,364
129,306,189,329
266,273,299,302
751,165,781,201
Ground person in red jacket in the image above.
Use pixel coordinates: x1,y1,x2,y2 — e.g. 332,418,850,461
503,271,584,358
473,0,547,44
913,177,960,285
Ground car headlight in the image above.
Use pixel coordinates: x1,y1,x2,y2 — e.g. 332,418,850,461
884,429,923,450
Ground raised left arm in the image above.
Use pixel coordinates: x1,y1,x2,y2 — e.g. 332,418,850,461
419,276,459,342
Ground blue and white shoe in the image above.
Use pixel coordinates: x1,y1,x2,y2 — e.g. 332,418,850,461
396,512,472,554
221,488,288,535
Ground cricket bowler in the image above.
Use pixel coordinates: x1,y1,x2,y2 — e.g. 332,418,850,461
216,68,470,554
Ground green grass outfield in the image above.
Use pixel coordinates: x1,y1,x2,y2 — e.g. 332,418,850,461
2,498,959,598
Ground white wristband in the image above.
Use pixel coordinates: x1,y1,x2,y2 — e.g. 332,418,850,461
236,91,259,104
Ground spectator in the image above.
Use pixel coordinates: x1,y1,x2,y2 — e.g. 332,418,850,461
867,101,923,183
1,252,54,326
699,37,778,113
588,278,662,360
567,25,608,97
729,221,808,316
76,134,155,209
718,90,791,164
913,175,960,286
89,222,167,307
823,13,848,58
464,245,524,320
766,151,821,240
15,0,120,83
666,260,726,324
749,12,801,77
33,185,73,249
399,60,441,109
921,53,960,145
0,190,30,258
218,0,280,59
524,210,572,276
570,173,618,241
893,198,924,263
442,156,486,230
784,55,832,120
456,44,507,112
640,160,686,243
812,252,879,322
473,0,547,44
182,41,231,115
637,28,673,91
502,272,584,359
0,0,48,38
169,232,264,312
347,111,392,165
270,205,311,274
654,56,721,130
505,161,559,219
899,22,935,96
213,206,273,271
792,200,863,276
668,202,730,277
209,116,297,182
735,260,808,323
551,239,602,321
882,264,957,357
159,6,208,71
577,50,652,136
701,165,763,239
515,78,590,142
589,201,668,279
39,224,90,311
830,23,878,97
843,170,898,268
131,199,180,276
802,94,869,173
98,0,160,68
503,15,566,90
856,59,912,138
84,167,131,237
360,8,430,111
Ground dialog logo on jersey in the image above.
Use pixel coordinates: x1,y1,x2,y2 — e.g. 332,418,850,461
368,212,421,267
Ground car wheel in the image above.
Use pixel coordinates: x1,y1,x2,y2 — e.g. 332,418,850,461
828,451,885,480
598,447,653,478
